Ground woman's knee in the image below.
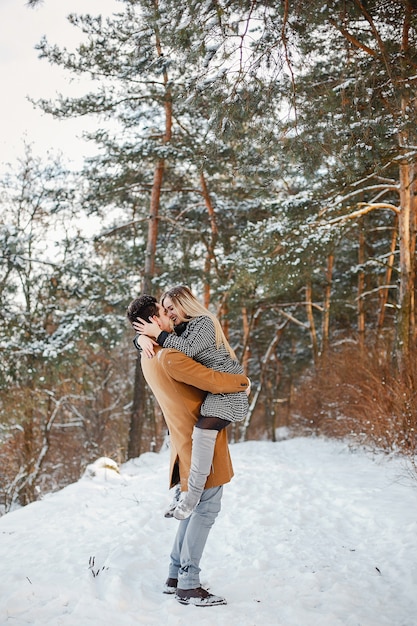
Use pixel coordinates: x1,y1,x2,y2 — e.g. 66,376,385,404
196,416,230,431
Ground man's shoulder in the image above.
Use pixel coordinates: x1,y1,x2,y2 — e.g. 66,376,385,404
156,347,183,363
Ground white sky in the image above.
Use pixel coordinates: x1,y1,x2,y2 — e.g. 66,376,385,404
0,0,120,171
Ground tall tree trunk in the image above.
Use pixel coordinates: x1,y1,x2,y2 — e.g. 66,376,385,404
321,254,334,358
142,3,172,292
219,298,230,342
412,163,417,342
396,159,414,366
241,306,251,376
377,218,397,334
200,171,218,307
395,9,416,368
306,282,319,366
128,358,147,460
143,162,164,291
128,7,172,459
357,229,365,350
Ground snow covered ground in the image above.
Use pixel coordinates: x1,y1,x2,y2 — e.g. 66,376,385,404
0,437,416,626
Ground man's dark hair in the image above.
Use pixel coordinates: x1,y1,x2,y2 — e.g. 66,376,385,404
126,295,159,324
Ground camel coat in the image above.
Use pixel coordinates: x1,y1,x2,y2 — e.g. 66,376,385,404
140,346,249,491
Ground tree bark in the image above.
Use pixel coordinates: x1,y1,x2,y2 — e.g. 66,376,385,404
322,254,334,357
127,357,147,460
357,230,365,350
128,5,173,459
200,171,218,307
396,157,414,365
394,4,416,369
241,306,251,376
377,218,397,334
306,282,319,366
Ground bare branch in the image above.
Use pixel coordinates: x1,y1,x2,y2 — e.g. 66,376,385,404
336,184,399,204
326,202,400,225
328,17,377,57
276,308,309,328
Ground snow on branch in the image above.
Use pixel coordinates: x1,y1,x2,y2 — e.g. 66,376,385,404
335,184,399,204
356,285,397,301
326,202,400,226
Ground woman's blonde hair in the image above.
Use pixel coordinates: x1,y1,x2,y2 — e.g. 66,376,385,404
161,285,236,358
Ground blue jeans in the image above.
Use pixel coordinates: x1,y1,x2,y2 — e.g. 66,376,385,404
168,485,223,590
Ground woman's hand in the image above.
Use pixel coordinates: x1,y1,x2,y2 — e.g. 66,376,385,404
136,334,158,358
132,317,161,339
245,378,252,397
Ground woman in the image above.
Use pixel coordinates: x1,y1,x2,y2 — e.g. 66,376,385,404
133,285,249,519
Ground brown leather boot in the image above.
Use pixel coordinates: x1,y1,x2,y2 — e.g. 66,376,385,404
175,586,227,606
162,578,178,594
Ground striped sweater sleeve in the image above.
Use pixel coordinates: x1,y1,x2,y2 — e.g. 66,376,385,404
157,316,215,358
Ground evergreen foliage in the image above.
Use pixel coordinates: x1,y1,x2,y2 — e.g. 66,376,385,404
2,0,417,509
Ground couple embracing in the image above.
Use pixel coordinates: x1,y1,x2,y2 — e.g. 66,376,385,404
127,285,250,607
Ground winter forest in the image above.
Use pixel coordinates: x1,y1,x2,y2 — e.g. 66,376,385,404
1,0,417,514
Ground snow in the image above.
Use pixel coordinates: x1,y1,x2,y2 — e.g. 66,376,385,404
0,437,416,626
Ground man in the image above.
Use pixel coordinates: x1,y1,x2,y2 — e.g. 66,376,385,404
126,295,249,607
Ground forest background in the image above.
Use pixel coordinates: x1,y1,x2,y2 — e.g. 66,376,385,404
1,0,417,514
